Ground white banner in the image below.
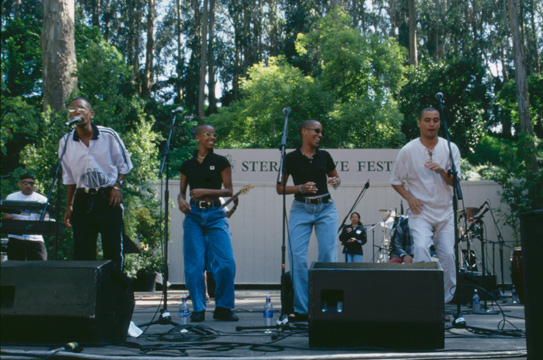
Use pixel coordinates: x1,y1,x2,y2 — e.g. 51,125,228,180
215,149,400,184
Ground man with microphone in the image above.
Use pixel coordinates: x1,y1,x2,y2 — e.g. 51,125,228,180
390,107,461,303
59,97,133,270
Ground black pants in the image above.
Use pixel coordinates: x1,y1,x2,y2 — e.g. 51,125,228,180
71,189,124,269
7,237,47,261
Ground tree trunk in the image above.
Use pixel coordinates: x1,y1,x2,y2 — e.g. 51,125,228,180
269,0,278,56
92,0,100,27
42,0,78,112
142,0,155,99
408,0,418,66
176,0,183,102
104,0,111,42
507,0,539,172
207,0,217,114
198,0,208,123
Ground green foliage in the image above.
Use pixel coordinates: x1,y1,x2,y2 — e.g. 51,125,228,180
209,9,406,149
398,57,490,157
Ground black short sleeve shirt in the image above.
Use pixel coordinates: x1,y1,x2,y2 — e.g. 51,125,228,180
180,151,230,191
284,148,336,201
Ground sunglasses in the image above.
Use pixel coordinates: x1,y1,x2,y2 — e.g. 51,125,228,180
203,132,218,139
22,181,35,186
68,106,89,113
306,128,324,135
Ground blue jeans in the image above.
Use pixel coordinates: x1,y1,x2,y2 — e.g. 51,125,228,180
183,205,235,312
288,200,338,314
344,253,363,263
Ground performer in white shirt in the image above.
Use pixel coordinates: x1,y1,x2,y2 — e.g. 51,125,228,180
59,97,133,269
390,107,461,303
3,173,48,260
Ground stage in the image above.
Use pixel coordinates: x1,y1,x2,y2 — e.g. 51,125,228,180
0,289,527,360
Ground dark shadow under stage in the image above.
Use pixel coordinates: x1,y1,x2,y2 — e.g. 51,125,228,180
0,289,527,360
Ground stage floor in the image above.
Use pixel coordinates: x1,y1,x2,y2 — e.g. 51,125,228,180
1,289,527,359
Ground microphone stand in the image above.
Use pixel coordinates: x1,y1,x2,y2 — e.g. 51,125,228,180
486,201,508,295
277,108,293,318
40,129,73,259
139,111,180,328
337,181,370,234
436,94,465,327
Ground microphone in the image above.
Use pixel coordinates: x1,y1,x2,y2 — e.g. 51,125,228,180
364,179,370,189
65,116,82,126
172,106,184,113
283,107,291,116
435,92,444,101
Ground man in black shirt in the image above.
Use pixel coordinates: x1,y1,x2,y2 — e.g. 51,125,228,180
277,120,341,321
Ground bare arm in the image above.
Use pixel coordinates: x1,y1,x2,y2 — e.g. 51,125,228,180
64,184,76,227
177,173,191,214
188,167,234,200
276,174,318,195
424,161,454,186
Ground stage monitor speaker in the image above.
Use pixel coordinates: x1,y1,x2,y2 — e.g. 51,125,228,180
308,262,444,350
451,271,498,304
1,260,134,343
520,210,543,360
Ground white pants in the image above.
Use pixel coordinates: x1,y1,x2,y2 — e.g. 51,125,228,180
409,216,456,303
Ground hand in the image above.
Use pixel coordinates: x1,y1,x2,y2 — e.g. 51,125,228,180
109,187,122,207
64,207,72,228
301,182,317,194
226,207,236,218
178,197,191,214
190,188,207,199
407,194,424,215
347,238,356,243
402,255,414,263
424,161,445,175
346,227,352,233
327,177,341,189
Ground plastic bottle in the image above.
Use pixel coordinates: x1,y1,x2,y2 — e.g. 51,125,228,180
337,300,343,313
179,295,190,325
263,295,274,333
472,289,480,313
512,285,518,304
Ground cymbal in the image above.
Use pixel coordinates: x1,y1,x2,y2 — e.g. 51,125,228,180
379,209,394,214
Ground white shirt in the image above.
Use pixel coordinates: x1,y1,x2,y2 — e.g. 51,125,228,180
5,191,48,241
390,137,461,223
59,124,133,188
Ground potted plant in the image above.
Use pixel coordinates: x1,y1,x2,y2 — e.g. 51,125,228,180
124,206,163,292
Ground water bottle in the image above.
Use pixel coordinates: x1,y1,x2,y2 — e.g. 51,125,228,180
263,295,274,333
512,285,518,304
472,289,480,313
337,300,343,313
179,295,190,325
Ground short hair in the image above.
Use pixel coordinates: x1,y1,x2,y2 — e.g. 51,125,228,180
194,124,214,137
299,120,320,135
419,107,439,120
70,97,93,111
19,173,36,180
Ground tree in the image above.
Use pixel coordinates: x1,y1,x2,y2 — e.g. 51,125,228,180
41,0,78,111
198,0,208,122
408,0,418,66
142,0,155,99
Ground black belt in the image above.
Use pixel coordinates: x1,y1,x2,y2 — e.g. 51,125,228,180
76,187,112,195
191,199,222,209
299,194,332,205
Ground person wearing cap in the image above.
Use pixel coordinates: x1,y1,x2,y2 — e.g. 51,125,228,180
3,173,48,260
276,119,341,322
59,97,133,270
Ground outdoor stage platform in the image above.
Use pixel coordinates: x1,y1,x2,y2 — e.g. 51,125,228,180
0,289,527,360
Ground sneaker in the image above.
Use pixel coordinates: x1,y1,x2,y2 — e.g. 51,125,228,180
190,310,205,322
213,307,239,321
288,312,308,322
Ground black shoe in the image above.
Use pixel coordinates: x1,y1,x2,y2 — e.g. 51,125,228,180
288,312,308,322
213,307,239,321
190,310,205,322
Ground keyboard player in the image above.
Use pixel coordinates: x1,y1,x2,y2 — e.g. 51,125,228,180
2,173,48,260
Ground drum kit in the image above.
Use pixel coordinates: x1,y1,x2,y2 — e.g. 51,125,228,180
369,207,407,263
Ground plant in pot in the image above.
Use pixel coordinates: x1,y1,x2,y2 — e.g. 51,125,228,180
124,205,163,292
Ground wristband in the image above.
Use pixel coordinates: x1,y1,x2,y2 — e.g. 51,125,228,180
299,184,304,194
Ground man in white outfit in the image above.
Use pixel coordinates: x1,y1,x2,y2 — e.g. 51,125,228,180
390,107,461,303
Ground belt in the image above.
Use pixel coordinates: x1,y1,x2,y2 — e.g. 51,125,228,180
191,199,222,209
300,194,332,205
76,187,111,195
